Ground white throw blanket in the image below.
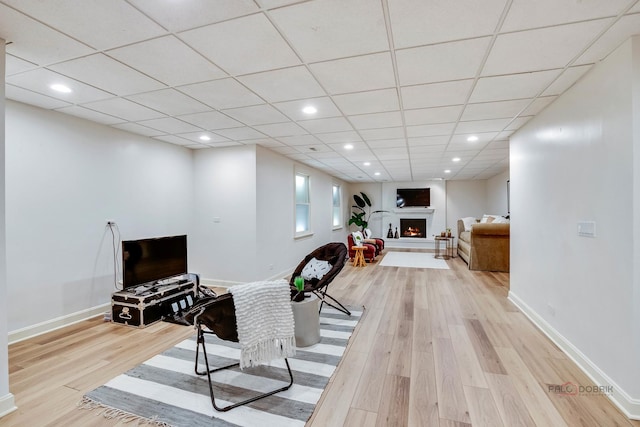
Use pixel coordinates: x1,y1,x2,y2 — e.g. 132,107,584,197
229,279,296,369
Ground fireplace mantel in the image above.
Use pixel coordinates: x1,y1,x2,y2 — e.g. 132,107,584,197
393,208,435,214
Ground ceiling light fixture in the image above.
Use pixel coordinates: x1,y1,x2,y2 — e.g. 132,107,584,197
50,83,72,93
374,172,381,176
444,169,451,174
452,157,461,162
363,162,371,166
302,106,317,114
199,135,211,141
467,135,479,142
344,143,354,150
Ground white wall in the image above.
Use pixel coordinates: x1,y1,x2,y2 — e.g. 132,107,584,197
1,38,16,419
510,36,639,415
485,169,510,215
446,179,487,231
5,101,194,331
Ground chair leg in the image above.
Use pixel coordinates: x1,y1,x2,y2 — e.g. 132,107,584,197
194,326,294,412
313,290,351,316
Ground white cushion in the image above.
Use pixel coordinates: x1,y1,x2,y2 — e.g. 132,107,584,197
461,217,476,232
301,257,332,281
492,216,509,224
352,231,365,246
363,228,372,239
481,214,502,223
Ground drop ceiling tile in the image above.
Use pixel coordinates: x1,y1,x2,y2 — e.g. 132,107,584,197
496,130,514,140
153,135,193,146
307,151,343,160
49,54,165,96
474,148,509,160
176,111,242,130
175,132,230,144
485,140,510,150
1,4,95,65
315,131,362,144
333,89,399,115
82,97,166,122
388,0,508,48
5,85,72,109
5,0,166,50
455,118,512,133
469,70,561,103
136,117,202,134
186,144,210,149
327,141,369,152
253,122,308,137
505,116,532,131
401,80,474,110
126,89,210,116
309,52,396,94
273,97,341,121
501,0,628,32
213,127,267,140
107,36,227,87
129,0,259,32
348,111,403,130
298,117,353,134
112,122,165,137
461,99,531,121
408,136,450,146
269,0,389,62
373,147,409,160
288,153,313,161
237,66,325,103
294,144,333,154
522,96,556,116
396,38,491,86
483,19,613,75
179,13,300,75
406,123,455,138
253,139,285,148
5,54,37,76
382,159,410,168
631,3,640,13
56,105,123,125
276,135,321,146
222,104,289,125
204,141,244,148
575,13,640,65
389,172,414,181
404,106,463,126
410,145,448,154
177,79,264,109
360,127,406,140
542,65,592,96
449,132,498,144
366,139,407,149
6,68,113,104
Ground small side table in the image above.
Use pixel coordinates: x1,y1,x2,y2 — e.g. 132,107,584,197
434,236,454,259
291,294,320,347
351,246,366,267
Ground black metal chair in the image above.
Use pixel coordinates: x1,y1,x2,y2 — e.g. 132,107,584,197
183,293,294,412
289,242,350,315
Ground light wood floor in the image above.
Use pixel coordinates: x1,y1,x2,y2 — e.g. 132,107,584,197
4,250,639,426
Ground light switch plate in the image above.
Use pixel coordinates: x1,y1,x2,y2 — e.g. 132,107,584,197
577,221,596,237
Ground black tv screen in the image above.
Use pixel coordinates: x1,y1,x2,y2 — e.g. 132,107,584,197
122,235,187,289
396,188,430,208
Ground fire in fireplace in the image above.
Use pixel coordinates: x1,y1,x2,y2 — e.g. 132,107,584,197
400,218,427,238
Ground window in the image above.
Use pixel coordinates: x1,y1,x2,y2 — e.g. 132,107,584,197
295,173,310,235
332,184,342,228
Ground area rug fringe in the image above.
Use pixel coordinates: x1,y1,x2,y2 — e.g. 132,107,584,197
78,396,174,426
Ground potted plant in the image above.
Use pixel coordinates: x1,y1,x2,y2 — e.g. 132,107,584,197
348,192,387,231
446,227,452,237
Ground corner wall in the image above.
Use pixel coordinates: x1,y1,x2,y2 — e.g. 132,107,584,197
510,36,639,417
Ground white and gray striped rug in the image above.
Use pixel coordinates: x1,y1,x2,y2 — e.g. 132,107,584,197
81,306,362,427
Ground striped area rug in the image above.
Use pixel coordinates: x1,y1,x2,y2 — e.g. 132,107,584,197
80,306,362,427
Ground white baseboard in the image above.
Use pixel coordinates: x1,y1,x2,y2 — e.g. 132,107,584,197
508,291,640,420
201,268,295,289
0,393,17,418
8,303,110,345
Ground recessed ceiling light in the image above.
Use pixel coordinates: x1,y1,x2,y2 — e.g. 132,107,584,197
444,169,451,174
452,157,461,162
199,135,211,141
374,172,381,176
363,162,371,166
50,84,72,93
302,106,317,114
344,143,354,150
467,135,479,142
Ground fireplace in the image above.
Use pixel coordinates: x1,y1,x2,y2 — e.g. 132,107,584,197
400,218,426,238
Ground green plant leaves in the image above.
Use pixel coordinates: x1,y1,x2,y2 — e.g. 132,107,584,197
353,194,366,208
360,192,371,207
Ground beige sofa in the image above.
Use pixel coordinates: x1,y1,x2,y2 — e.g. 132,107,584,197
457,219,510,272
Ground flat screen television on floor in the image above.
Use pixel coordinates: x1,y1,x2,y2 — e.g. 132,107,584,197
122,235,187,289
396,188,430,208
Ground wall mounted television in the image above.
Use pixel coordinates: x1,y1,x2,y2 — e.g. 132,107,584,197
122,235,187,289
396,188,430,208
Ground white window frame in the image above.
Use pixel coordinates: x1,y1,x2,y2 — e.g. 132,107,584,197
294,172,312,238
332,183,343,230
